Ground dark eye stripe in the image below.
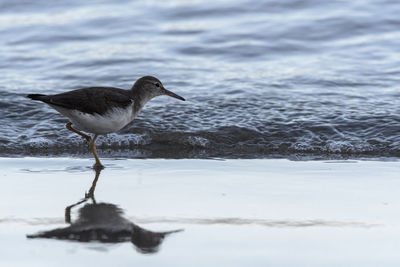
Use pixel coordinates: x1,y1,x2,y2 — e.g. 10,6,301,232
155,83,160,87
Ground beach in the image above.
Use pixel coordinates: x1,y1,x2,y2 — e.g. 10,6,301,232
1,0,400,265
1,157,400,266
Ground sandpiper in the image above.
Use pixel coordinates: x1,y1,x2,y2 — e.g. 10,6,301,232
27,76,185,169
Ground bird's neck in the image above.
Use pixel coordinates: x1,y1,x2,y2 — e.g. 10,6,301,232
131,90,156,118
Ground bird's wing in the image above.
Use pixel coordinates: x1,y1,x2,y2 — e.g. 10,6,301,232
42,87,133,115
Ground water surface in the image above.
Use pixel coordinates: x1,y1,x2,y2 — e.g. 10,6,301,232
1,158,400,266
1,0,400,159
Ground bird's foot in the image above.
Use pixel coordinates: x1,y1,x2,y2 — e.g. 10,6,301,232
93,162,105,171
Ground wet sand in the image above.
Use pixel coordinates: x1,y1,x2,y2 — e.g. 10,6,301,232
1,158,400,266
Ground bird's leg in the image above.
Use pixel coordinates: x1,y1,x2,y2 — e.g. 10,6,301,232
89,134,104,169
66,122,103,169
66,122,91,143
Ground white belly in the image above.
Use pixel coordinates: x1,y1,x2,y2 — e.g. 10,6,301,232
49,104,135,134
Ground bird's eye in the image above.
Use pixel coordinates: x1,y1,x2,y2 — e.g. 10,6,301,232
155,83,160,87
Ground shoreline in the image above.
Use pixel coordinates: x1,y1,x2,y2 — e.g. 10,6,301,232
1,157,400,266
1,154,400,162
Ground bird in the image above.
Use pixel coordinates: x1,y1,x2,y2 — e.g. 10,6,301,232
27,76,185,169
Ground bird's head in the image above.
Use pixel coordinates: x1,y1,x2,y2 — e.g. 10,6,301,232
132,76,185,102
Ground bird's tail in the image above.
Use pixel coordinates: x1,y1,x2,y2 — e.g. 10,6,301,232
27,94,46,100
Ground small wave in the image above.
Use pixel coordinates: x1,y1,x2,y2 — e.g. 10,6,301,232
2,124,400,160
1,0,400,161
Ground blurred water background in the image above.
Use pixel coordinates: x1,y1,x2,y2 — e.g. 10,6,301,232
1,0,400,159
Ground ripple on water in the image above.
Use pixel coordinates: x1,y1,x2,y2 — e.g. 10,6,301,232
1,0,400,159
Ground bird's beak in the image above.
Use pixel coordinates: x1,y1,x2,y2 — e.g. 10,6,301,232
163,87,185,101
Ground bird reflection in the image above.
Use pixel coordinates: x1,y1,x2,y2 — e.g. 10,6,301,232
27,168,182,254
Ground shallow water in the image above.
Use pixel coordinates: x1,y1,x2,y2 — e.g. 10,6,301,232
1,158,400,266
1,0,400,159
